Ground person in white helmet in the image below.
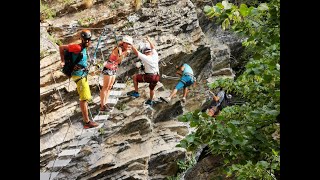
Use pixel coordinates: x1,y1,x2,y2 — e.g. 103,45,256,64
127,36,160,106
99,35,133,112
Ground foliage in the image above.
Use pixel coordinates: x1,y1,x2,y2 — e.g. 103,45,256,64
48,34,62,46
40,1,57,20
78,17,95,27
177,153,196,172
166,175,181,180
115,102,127,111
108,0,124,9
178,0,280,179
61,0,73,5
40,50,46,59
98,127,105,135
166,153,196,180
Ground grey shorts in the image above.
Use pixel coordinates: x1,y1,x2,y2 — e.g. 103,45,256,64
102,68,117,76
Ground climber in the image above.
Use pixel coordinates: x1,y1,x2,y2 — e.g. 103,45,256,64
160,63,196,104
127,36,160,106
202,87,230,117
59,29,99,129
99,35,133,112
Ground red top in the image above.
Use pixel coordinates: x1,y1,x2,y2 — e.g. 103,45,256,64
105,47,121,70
68,44,82,54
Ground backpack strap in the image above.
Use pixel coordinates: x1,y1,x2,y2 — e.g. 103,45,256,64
72,52,84,70
73,44,84,68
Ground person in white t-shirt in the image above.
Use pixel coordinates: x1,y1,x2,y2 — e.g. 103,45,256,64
128,36,160,106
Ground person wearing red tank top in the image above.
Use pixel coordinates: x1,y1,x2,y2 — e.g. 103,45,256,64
99,35,133,112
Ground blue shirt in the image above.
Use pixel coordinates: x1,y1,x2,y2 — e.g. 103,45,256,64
71,48,88,77
182,63,193,76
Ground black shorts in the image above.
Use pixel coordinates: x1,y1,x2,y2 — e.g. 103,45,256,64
102,67,117,76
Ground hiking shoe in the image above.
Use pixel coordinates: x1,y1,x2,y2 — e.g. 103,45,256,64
181,97,186,103
145,99,154,106
83,120,99,129
100,104,113,112
127,91,140,98
160,97,171,103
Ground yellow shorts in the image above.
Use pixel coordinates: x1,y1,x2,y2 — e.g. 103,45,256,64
71,76,92,101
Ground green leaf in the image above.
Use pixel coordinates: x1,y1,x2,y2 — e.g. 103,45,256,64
185,134,195,143
233,10,240,17
232,139,241,146
222,18,230,30
222,20,226,30
227,128,232,134
248,6,255,15
239,4,249,17
204,5,213,13
178,140,187,148
222,0,232,10
190,120,198,127
230,120,241,125
267,110,279,116
263,74,273,83
258,161,269,168
275,90,280,97
224,159,230,164
194,109,201,115
216,115,225,121
276,63,280,70
213,6,222,14
186,113,193,121
178,115,187,122
229,124,237,133
258,3,269,11
272,149,279,156
207,11,216,18
250,7,259,15
216,2,224,9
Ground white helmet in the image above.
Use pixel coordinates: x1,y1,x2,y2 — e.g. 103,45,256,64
136,61,142,68
122,35,133,45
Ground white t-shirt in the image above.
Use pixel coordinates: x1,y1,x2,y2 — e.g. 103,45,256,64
137,49,159,74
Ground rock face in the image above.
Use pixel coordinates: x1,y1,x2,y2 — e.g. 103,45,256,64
184,154,223,180
40,0,242,179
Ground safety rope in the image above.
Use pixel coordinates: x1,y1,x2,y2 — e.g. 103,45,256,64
41,26,131,178
40,25,105,30
46,68,79,179
41,28,102,178
40,103,59,146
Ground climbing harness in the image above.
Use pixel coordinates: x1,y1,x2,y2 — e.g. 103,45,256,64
161,74,180,80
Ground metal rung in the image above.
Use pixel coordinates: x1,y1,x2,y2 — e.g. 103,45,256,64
107,98,118,105
110,90,123,96
40,172,59,180
93,114,110,121
101,47,108,52
112,83,126,89
69,138,91,147
58,149,81,157
46,159,71,168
